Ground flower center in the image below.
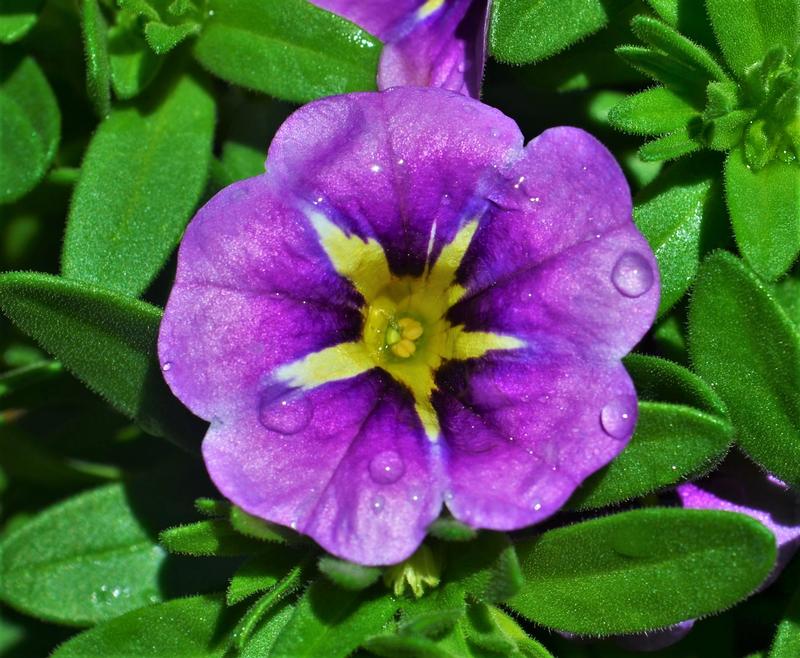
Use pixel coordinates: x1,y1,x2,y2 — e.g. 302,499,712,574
386,316,424,358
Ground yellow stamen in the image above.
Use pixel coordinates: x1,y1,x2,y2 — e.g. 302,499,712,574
398,317,423,340
392,338,417,358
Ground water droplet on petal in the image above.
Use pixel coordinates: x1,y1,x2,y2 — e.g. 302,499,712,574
369,450,405,485
372,495,385,514
611,252,654,298
370,163,381,173
161,362,172,372
258,391,312,435
600,397,636,439
533,502,542,511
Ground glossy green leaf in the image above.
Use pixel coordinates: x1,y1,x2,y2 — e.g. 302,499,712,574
725,147,800,280
318,556,382,591
108,20,162,99
508,508,777,635
80,0,111,118
568,401,732,509
0,480,197,626
689,252,800,486
489,0,611,65
770,585,800,658
51,595,236,657
160,519,264,556
0,0,43,43
270,579,399,657
227,551,298,605
630,15,728,81
705,0,799,77
63,71,214,296
633,153,726,314
193,0,380,103
609,86,700,136
0,56,60,204
639,127,701,161
0,272,204,449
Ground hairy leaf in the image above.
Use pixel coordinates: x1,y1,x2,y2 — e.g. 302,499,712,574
80,0,111,118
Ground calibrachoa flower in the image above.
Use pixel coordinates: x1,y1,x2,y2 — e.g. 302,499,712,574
310,0,488,97
159,86,659,565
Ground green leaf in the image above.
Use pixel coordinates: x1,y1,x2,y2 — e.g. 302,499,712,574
195,497,230,517
399,606,465,639
193,0,380,103
270,579,398,658
489,0,611,65
427,517,478,542
51,595,236,657
364,634,455,658
80,0,111,118
160,519,264,556
0,55,60,204
318,556,382,591
770,585,800,658
230,505,292,543
568,401,732,509
108,20,162,99
688,252,800,486
615,45,709,92
444,533,523,604
0,272,204,449
144,20,200,54
227,551,298,605
705,0,799,77
639,127,701,161
508,508,777,635
240,603,295,658
609,86,700,136
725,147,800,280
63,70,215,296
0,478,206,626
0,0,43,43
630,15,728,82
633,153,726,314
488,606,555,658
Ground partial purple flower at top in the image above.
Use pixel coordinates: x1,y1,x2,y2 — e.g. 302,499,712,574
311,0,489,97
159,86,659,565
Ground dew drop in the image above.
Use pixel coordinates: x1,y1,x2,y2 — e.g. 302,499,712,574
161,362,172,372
611,252,654,298
372,495,385,514
533,502,542,511
370,163,382,173
600,397,636,439
369,450,405,485
397,158,405,165
258,391,312,435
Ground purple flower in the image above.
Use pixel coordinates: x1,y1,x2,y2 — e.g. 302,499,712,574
310,0,489,97
159,86,659,565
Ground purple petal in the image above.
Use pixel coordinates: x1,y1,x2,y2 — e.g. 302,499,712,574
203,371,442,565
614,621,695,652
434,350,637,529
310,1,488,98
452,127,660,360
678,452,800,574
266,86,522,275
158,177,362,420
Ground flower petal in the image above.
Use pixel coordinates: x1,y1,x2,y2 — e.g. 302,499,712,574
309,0,417,39
265,86,523,276
158,177,362,420
452,127,659,359
433,348,637,529
203,370,442,565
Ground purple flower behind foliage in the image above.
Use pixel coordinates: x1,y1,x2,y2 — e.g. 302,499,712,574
158,86,659,565
311,0,489,97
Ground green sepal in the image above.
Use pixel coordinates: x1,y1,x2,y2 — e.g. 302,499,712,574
769,584,800,657
227,550,300,605
229,505,293,543
364,634,455,658
427,516,478,542
508,508,777,635
630,15,729,83
144,20,200,54
704,108,754,151
489,0,610,65
609,86,700,136
0,272,204,450
159,519,265,556
80,0,111,118
638,126,701,161
194,497,230,518
688,251,800,486
318,555,382,591
615,45,708,93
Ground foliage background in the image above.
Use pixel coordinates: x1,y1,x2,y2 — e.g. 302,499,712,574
0,0,798,656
